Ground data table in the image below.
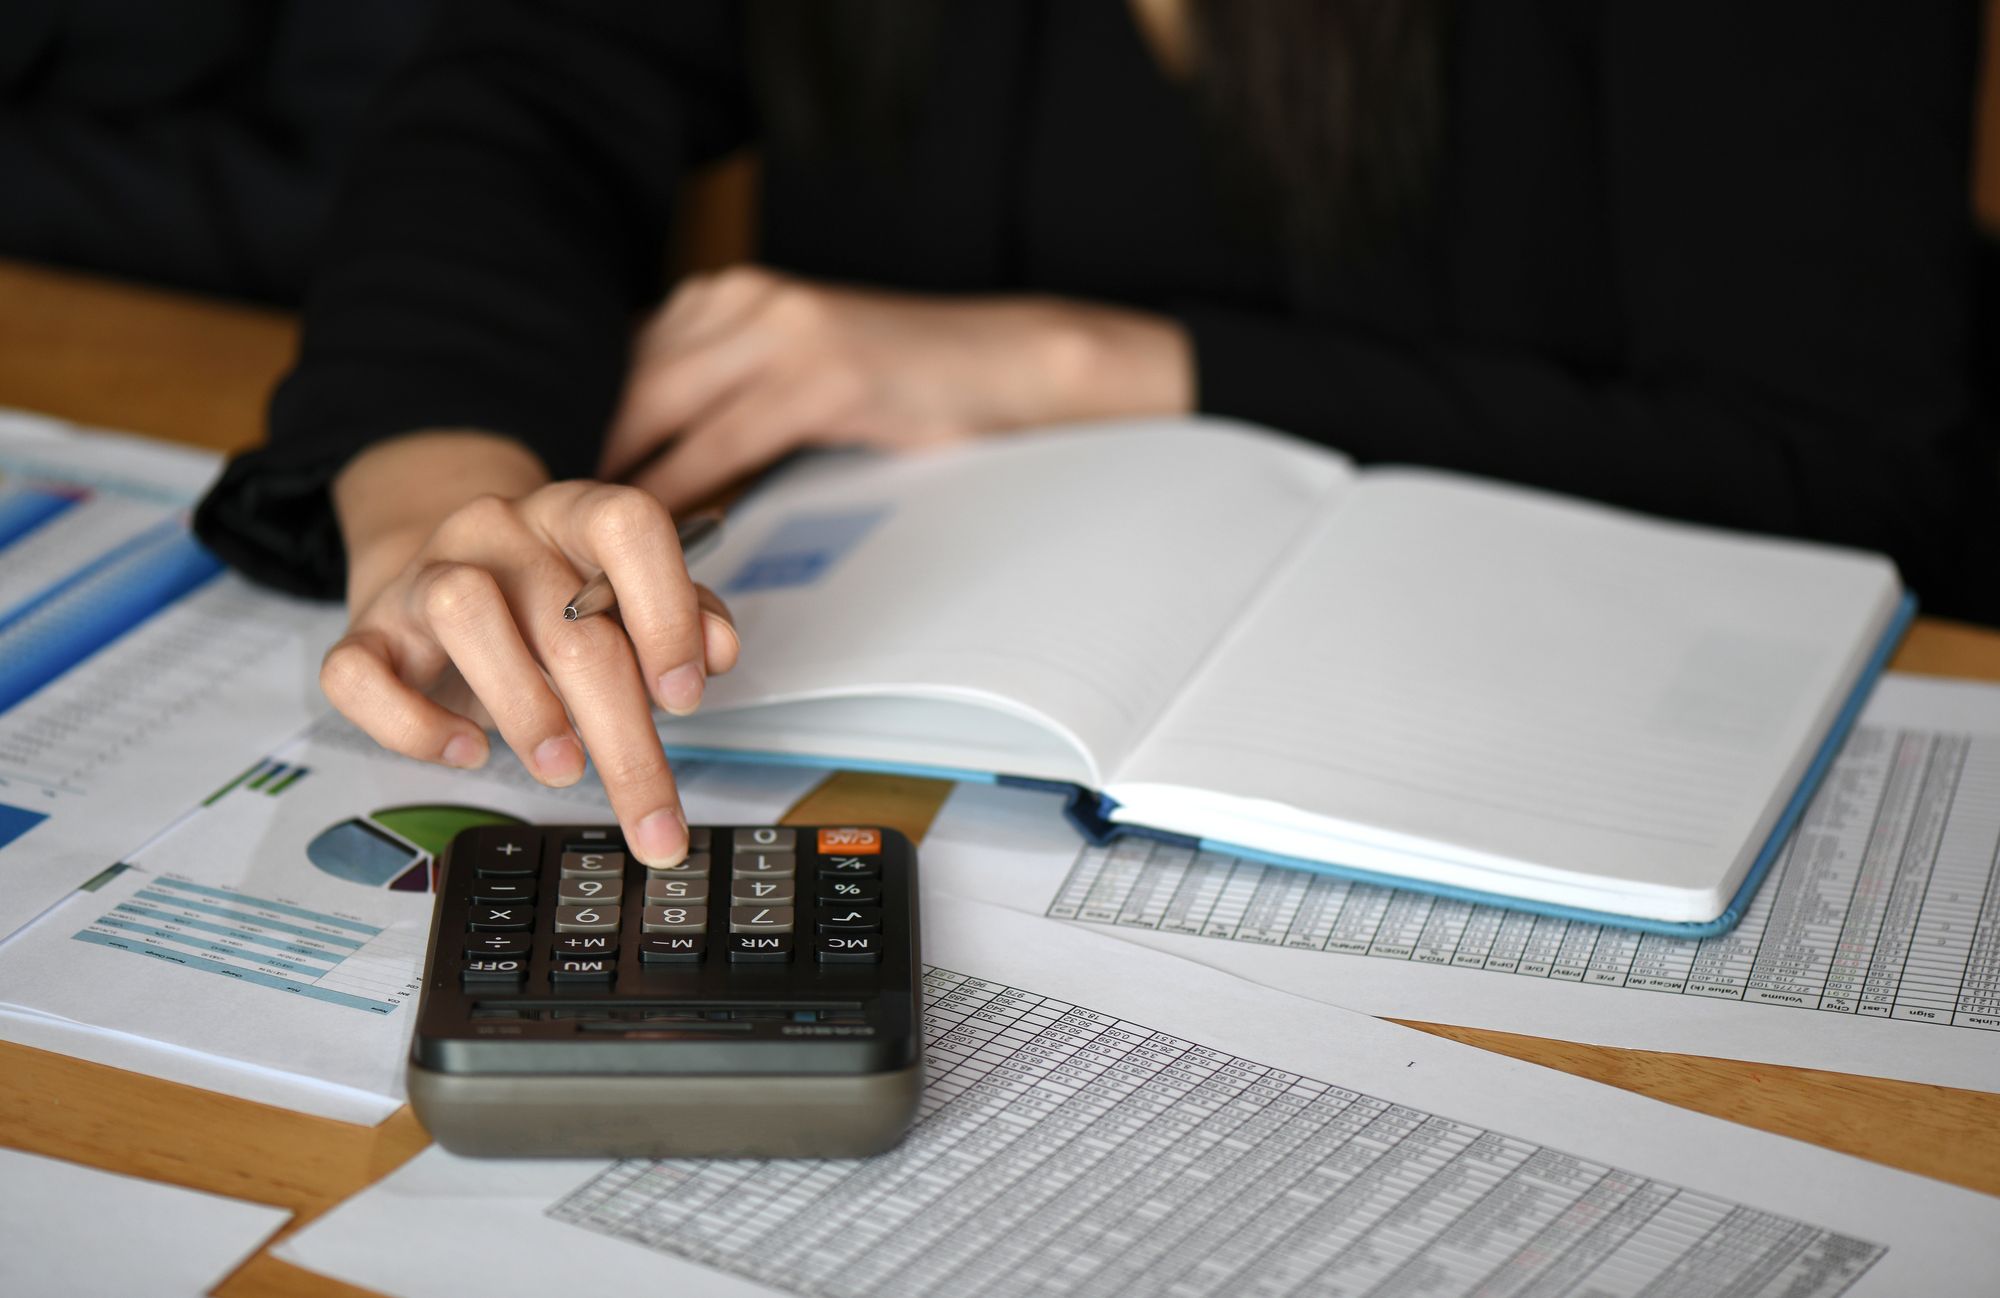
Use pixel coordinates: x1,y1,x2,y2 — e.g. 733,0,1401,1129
550,967,1886,1298
1050,724,2000,1033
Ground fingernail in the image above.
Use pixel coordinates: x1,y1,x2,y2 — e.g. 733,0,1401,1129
633,806,688,865
657,662,705,716
702,611,740,658
532,735,585,785
442,733,486,769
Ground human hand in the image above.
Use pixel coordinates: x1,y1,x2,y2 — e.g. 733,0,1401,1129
599,265,1191,510
325,444,738,866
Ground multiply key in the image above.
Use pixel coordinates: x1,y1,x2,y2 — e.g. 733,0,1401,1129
468,904,533,930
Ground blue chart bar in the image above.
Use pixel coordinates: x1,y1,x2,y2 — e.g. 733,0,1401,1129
0,486,79,550
0,802,48,850
0,521,224,712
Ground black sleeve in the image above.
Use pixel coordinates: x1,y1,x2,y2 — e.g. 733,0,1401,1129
0,0,432,302
194,0,752,599
1180,3,1998,619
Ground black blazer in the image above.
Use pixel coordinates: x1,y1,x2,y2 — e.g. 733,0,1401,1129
195,0,2000,621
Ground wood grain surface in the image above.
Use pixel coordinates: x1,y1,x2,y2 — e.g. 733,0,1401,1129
0,257,1993,1298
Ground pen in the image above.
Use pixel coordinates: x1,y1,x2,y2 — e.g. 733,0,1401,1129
563,511,724,621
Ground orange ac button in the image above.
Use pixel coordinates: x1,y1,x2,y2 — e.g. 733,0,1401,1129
817,827,882,854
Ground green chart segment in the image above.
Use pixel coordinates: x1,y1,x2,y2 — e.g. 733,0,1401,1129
308,805,525,892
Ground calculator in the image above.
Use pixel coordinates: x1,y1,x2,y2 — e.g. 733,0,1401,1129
406,823,923,1159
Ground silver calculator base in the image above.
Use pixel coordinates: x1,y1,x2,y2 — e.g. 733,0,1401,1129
407,1062,924,1159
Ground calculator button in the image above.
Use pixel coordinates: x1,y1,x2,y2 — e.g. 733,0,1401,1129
732,852,795,878
730,905,794,933
471,879,535,904
550,958,615,982
561,850,625,879
552,935,617,957
816,935,884,963
639,936,706,962
727,934,793,962
564,830,620,850
462,957,528,980
818,856,881,878
689,827,711,851
731,876,795,905
645,876,709,904
468,905,534,930
816,827,882,855
816,907,882,933
642,905,706,932
817,880,880,904
464,936,531,958
475,853,537,878
558,876,620,904
554,904,620,933
647,852,710,877
481,833,538,865
734,827,795,852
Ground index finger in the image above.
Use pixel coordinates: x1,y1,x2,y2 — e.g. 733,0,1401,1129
525,483,711,717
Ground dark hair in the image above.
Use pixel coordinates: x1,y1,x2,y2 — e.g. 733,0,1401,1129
748,0,1450,259
1187,0,1448,257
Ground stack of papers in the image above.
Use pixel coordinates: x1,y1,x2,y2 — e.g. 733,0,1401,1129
2,409,1995,1297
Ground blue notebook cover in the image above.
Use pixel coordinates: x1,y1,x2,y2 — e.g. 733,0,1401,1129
668,593,1915,939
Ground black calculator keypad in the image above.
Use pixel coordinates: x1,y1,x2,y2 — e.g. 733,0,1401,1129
435,824,909,1004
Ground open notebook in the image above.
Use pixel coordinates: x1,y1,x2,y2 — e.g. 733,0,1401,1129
664,419,1910,935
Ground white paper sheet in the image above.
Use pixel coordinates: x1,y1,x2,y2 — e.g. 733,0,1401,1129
0,713,828,1122
0,1148,289,1298
925,674,2000,1092
278,898,2000,1298
0,408,345,940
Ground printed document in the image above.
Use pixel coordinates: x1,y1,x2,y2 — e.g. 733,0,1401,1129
0,409,343,939
927,673,2000,1091
0,713,827,1122
277,900,2000,1297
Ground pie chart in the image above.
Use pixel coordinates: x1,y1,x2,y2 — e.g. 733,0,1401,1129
306,804,525,891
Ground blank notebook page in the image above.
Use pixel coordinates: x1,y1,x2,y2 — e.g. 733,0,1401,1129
1117,470,1901,899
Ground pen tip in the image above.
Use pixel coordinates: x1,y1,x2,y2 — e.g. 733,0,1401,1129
563,607,579,621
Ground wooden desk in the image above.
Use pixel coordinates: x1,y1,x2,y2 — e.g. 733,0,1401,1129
1,258,1994,1297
